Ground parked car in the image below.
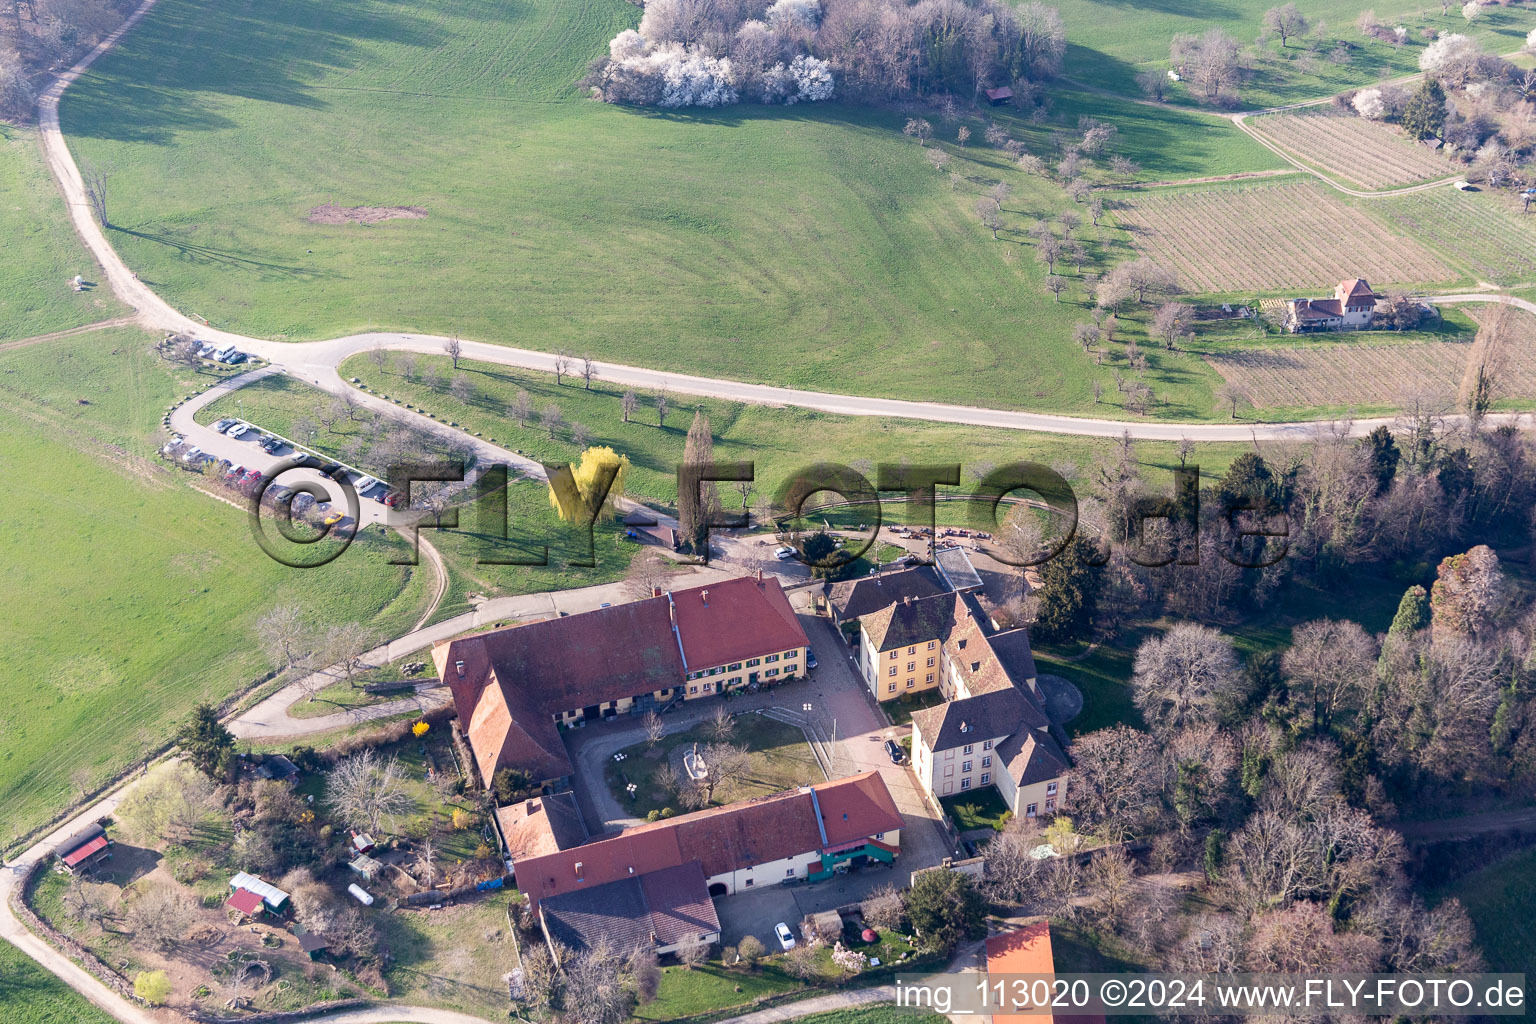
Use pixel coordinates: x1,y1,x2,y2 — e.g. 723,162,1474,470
775,923,796,950
245,470,264,483
354,475,381,494
225,351,248,364
225,465,247,478
259,436,282,453
885,739,905,764
773,545,795,560
292,493,316,512
197,344,216,358
227,423,251,439
319,461,344,476
212,418,236,432
382,490,402,508
806,649,818,670
291,453,316,467
180,446,204,463
322,512,346,526
212,346,237,362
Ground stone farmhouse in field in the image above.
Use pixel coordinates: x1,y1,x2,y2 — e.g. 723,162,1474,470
1283,277,1378,333
433,574,809,794
839,568,1071,822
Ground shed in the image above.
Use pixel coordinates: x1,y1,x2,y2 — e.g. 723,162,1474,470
349,854,384,882
805,909,843,944
256,754,299,783
985,86,1013,106
351,832,377,855
622,508,658,526
225,887,267,919
229,871,290,913
57,824,112,874
293,923,330,959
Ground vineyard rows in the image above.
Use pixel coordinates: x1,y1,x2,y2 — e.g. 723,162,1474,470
1248,110,1454,189
1114,182,1453,293
1207,338,1536,408
1372,190,1536,286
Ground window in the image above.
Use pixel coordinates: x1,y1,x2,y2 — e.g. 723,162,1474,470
906,678,914,688
926,657,936,667
786,867,795,877
552,713,562,723
1045,798,1056,812
888,666,897,676
765,668,778,677
785,650,798,660
765,653,780,663
729,662,742,671
1046,782,1058,795
963,744,973,755
983,739,993,750
745,879,753,887
907,662,915,672
908,646,916,655
928,641,937,649
926,672,934,682
888,651,897,661
874,832,884,840
701,682,713,692
981,756,991,768
888,683,897,693
981,773,991,785
962,761,972,773
1026,803,1038,818
708,666,721,675
689,685,698,694
960,778,972,790
747,658,761,667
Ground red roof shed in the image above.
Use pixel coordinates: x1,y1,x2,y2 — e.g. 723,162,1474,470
225,887,266,917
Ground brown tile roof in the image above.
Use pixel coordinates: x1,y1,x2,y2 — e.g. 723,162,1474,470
863,592,966,652
911,687,1047,752
498,793,589,863
827,566,947,622
435,577,805,783
670,576,807,670
516,773,903,909
1338,277,1376,301
540,860,719,954
998,728,1070,787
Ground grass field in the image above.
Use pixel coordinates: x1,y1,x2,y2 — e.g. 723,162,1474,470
1110,180,1455,294
0,329,431,844
1246,108,1456,190
57,0,1307,419
1371,189,1536,287
336,353,1258,507
0,939,118,1024
1438,845,1536,974
0,124,125,341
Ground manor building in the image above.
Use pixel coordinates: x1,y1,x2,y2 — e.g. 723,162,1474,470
1284,277,1378,333
433,575,808,792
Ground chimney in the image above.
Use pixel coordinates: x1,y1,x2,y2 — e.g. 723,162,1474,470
652,586,662,598
574,861,583,880
454,660,465,678
701,589,709,606
525,798,535,814
756,568,763,583
902,595,911,605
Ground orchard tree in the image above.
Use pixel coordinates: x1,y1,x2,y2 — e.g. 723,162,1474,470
1262,4,1309,46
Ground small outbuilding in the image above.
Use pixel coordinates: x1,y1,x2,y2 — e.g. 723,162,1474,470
225,887,267,920
984,86,1013,106
349,854,385,883
255,754,300,783
350,831,377,855
229,871,291,914
56,824,112,875
293,922,330,959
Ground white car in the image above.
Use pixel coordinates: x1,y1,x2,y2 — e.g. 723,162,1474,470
774,923,796,950
180,446,204,463
355,475,381,494
227,423,251,439
773,545,795,561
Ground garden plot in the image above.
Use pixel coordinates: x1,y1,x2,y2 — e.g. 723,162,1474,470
1372,189,1536,286
1247,108,1456,189
1206,336,1536,409
1112,181,1453,293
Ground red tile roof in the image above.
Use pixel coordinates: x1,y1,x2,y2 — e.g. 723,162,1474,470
434,577,806,783
60,834,108,868
670,576,807,671
516,772,903,909
987,923,1105,1024
226,888,266,916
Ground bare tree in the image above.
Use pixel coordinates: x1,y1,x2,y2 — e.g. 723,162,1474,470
1067,725,1162,841
956,125,971,147
1085,846,1137,925
565,939,633,1024
510,389,533,427
571,422,591,449
1282,619,1377,731
643,711,666,752
542,402,565,439
414,836,438,886
322,622,378,689
1459,302,1513,417
1263,3,1310,46
976,197,1002,239
450,372,475,404
1037,235,1063,273
675,933,711,968
989,181,1013,210
63,875,116,931
624,548,673,601
367,344,388,372
708,703,735,742
925,148,951,172
127,885,195,951
699,742,749,801
1132,623,1242,733
1215,382,1250,420
734,478,754,510
327,749,414,834
444,335,462,369
902,117,933,145
81,161,109,227
581,354,597,390
1136,69,1168,101
620,390,638,424
1045,275,1067,302
554,349,571,386
860,884,906,930
655,390,669,428
1153,302,1196,349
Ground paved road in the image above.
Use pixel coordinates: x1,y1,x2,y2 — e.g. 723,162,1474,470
34,2,1536,445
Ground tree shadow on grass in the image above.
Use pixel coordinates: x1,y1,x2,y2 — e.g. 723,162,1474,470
110,226,324,280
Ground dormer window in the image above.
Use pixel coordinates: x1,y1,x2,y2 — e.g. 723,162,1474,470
455,660,465,677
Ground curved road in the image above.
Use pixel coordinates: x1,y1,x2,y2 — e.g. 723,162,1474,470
32,0,1535,445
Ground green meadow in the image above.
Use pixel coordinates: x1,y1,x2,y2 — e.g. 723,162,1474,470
0,939,116,1024
56,0,1305,419
0,124,124,341
0,329,431,845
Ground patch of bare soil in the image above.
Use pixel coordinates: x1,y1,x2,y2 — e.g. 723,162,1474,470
307,204,426,225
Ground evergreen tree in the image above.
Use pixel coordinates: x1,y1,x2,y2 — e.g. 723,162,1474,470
176,704,234,779
904,869,985,953
1214,452,1285,516
1032,534,1102,643
1402,78,1447,139
1203,829,1224,882
1359,425,1400,493
1389,585,1430,637
677,409,721,554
